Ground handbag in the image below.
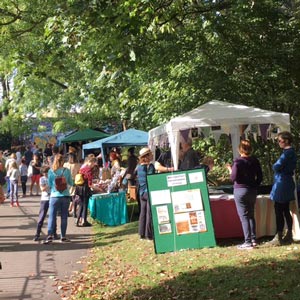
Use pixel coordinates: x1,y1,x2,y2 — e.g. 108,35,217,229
27,165,33,178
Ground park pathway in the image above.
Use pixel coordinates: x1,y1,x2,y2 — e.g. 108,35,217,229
0,194,93,300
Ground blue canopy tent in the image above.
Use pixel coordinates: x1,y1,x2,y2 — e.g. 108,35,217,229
82,128,148,164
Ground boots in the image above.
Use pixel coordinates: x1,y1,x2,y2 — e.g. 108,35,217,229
282,230,293,245
266,232,283,246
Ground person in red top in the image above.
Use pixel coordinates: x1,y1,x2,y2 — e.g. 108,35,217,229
77,155,97,226
29,154,42,196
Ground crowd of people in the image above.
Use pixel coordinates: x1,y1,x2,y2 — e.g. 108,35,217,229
0,142,123,243
227,131,296,249
0,130,296,247
136,131,297,249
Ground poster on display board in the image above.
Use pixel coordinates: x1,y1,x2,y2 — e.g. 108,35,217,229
147,168,216,254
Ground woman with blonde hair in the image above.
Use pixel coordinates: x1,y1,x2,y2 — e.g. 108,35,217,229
227,139,263,250
44,154,73,244
7,161,20,207
64,153,81,217
76,155,97,226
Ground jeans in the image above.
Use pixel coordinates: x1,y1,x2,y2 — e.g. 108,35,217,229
9,179,18,202
36,200,50,237
234,188,257,243
47,196,70,238
6,177,10,195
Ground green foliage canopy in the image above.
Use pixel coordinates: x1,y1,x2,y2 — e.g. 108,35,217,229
0,1,300,138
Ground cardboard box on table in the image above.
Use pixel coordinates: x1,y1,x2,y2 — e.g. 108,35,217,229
147,168,216,254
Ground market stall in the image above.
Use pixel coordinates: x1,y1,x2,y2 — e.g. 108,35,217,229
210,194,276,239
148,100,300,240
88,191,128,226
61,128,110,143
148,100,290,170
82,128,148,164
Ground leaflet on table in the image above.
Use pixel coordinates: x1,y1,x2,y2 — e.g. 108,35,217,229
175,211,207,234
171,189,203,213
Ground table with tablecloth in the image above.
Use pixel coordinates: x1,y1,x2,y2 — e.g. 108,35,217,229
88,191,128,226
210,194,300,239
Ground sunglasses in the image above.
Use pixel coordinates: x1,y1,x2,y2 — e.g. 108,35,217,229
278,139,285,143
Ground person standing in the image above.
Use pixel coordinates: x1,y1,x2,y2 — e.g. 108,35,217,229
33,166,52,241
43,143,53,159
124,147,138,186
227,140,263,250
136,147,155,240
268,131,297,246
5,153,17,199
16,146,22,166
29,154,42,196
122,147,139,195
19,158,28,197
179,138,199,170
77,155,97,226
7,161,21,207
63,153,81,218
24,146,33,167
0,151,6,204
44,154,73,244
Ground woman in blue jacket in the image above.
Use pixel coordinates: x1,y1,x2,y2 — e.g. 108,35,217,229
269,131,297,246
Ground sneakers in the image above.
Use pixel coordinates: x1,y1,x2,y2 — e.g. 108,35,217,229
43,236,53,244
251,239,257,247
53,233,60,240
33,236,40,242
237,242,253,250
81,222,92,227
60,237,71,243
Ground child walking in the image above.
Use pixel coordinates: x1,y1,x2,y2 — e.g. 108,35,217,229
7,161,20,207
33,166,58,241
19,158,28,197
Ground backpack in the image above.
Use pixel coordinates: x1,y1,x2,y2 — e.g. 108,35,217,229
75,173,85,186
54,168,67,192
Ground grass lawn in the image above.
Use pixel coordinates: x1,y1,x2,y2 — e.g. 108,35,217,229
60,204,300,300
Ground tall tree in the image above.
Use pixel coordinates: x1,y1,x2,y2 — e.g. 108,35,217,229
0,0,300,137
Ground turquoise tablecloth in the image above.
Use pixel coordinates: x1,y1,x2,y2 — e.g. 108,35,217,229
88,191,128,226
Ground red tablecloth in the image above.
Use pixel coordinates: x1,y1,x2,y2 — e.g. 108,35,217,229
210,195,276,239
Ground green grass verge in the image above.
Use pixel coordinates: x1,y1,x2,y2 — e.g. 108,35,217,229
65,206,300,300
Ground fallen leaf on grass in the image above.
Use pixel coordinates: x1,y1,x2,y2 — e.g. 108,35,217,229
228,288,238,295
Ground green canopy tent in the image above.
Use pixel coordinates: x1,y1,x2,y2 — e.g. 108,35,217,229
61,128,110,143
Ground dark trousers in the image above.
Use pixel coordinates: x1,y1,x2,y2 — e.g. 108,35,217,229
36,200,49,237
78,196,89,224
138,192,153,239
21,175,28,195
234,187,257,243
274,201,292,232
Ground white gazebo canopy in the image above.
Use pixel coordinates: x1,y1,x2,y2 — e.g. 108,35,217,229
149,100,290,170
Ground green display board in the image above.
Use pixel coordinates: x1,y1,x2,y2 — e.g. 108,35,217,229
147,168,216,254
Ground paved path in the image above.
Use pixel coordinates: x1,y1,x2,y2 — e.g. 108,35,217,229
0,195,93,300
